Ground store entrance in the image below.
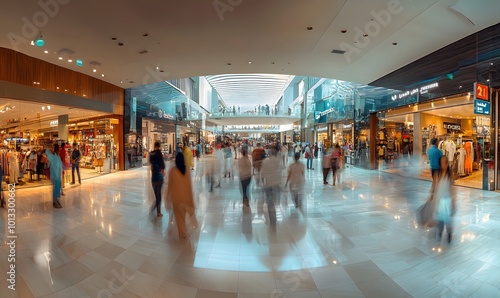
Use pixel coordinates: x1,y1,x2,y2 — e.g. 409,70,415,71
0,98,119,189
381,102,491,189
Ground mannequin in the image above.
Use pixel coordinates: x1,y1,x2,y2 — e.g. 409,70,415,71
8,148,20,184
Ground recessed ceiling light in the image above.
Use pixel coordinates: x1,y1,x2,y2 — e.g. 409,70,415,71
58,57,63,60
93,69,97,72
306,26,313,30
491,62,494,65
68,59,72,62
111,37,117,40
487,79,490,82
118,42,124,46
120,80,123,84
392,42,398,45
227,62,232,66
56,86,59,89
44,50,48,54
363,34,368,37
248,61,252,64
101,74,105,77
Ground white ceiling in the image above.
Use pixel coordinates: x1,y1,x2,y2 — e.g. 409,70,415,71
205,74,293,107
1,0,499,94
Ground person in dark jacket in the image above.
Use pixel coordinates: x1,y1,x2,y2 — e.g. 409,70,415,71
150,141,166,216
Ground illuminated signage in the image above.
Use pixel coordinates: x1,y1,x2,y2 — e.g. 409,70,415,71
474,100,490,115
320,108,335,116
443,122,461,131
391,82,439,101
76,59,83,67
474,83,489,101
49,120,58,127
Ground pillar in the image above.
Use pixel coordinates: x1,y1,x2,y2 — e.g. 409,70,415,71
58,114,68,141
413,112,422,164
369,113,377,170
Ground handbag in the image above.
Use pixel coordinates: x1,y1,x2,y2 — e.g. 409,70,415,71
417,193,437,227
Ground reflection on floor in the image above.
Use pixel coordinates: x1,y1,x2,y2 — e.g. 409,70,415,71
6,167,121,190
379,157,488,190
0,156,499,297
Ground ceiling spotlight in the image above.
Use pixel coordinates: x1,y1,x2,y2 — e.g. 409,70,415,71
248,61,252,64
47,105,51,110
93,69,97,72
42,106,45,111
32,32,44,47
227,62,232,66
491,62,494,66
58,57,63,60
118,42,124,46
120,80,123,84
341,29,347,33
101,74,105,77
306,26,313,30
68,59,73,62
44,50,49,54
392,42,398,45
487,79,490,82
156,66,159,70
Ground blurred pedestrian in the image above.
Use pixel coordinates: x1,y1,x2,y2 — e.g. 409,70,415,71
286,152,305,208
331,144,341,186
46,143,63,208
238,147,252,207
166,152,198,239
305,145,314,170
322,148,331,185
150,141,165,217
261,147,282,225
183,145,194,170
434,156,456,243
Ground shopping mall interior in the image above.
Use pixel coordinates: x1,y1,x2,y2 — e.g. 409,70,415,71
1,0,500,297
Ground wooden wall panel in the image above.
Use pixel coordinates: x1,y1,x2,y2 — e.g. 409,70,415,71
0,47,123,114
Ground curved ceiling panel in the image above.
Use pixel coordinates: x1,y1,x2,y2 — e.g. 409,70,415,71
205,74,294,108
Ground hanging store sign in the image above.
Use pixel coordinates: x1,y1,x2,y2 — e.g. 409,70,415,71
317,126,328,132
443,122,461,131
320,108,335,116
49,120,58,127
474,100,490,115
474,83,489,101
391,82,439,101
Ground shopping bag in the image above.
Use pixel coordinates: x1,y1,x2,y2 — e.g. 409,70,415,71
417,194,436,227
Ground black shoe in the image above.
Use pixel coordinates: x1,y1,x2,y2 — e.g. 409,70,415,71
324,181,328,185
447,233,452,243
53,201,63,208
157,213,163,217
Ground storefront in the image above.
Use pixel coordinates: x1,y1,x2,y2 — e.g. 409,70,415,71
381,93,492,189
0,98,122,189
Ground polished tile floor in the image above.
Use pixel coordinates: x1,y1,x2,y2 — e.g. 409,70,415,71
1,156,499,297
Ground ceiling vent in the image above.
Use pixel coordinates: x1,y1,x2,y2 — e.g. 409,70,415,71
138,50,148,54
331,49,346,55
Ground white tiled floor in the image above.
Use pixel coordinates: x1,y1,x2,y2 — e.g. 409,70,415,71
1,156,499,297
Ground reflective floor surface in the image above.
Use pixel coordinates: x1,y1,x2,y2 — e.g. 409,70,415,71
0,156,499,297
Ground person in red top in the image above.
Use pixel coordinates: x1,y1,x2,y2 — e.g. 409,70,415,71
59,143,69,196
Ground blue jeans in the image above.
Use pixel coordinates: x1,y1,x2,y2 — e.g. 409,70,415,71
72,163,81,183
52,178,61,203
307,157,313,169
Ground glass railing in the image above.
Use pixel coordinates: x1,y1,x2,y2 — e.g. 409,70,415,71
209,109,301,117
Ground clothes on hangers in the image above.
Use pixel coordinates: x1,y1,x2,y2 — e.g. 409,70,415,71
464,142,473,174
